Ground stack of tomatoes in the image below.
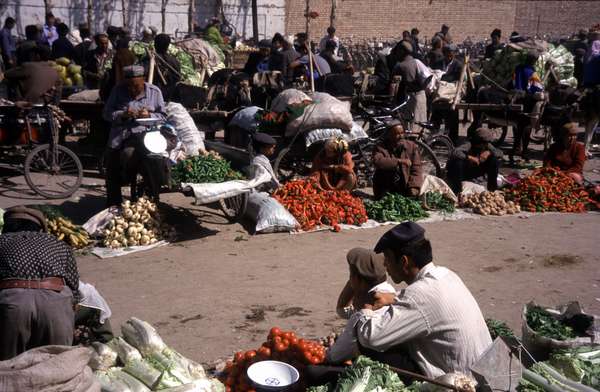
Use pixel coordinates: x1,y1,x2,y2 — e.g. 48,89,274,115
273,179,368,231
505,167,591,213
221,327,326,392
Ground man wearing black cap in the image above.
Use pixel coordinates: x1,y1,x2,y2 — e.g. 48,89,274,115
151,33,181,102
446,128,503,194
83,33,113,89
435,24,452,45
243,39,272,77
251,132,280,192
372,121,423,199
354,222,491,377
103,64,166,206
0,206,80,360
484,29,503,60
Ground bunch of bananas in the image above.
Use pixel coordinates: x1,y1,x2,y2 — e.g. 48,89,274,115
47,217,90,249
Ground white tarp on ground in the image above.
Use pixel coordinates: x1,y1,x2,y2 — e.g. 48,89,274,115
91,241,169,259
181,166,272,205
83,208,170,259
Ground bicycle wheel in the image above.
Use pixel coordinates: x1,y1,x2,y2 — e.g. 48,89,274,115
427,135,454,172
24,144,83,199
219,192,248,221
273,147,309,183
352,141,375,188
415,140,443,178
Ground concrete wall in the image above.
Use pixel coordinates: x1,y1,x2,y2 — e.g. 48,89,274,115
285,0,600,43
0,0,285,41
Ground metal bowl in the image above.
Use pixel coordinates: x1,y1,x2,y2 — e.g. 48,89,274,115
246,360,300,391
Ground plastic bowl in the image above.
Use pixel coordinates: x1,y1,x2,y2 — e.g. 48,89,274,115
246,360,300,391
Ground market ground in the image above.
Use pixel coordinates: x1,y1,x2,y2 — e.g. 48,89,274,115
0,133,599,366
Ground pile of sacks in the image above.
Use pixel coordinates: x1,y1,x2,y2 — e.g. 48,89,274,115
270,89,354,136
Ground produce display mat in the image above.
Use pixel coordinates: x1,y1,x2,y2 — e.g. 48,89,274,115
289,210,599,235
91,240,169,259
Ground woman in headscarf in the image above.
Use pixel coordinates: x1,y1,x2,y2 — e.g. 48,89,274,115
543,122,586,185
311,137,356,191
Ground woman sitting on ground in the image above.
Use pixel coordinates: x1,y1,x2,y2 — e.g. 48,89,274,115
311,138,356,191
543,122,586,185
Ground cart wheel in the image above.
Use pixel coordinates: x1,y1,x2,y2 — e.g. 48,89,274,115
219,192,248,221
24,144,83,199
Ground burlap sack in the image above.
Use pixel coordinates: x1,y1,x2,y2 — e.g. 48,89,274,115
0,345,100,392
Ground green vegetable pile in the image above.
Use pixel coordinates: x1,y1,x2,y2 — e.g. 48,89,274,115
422,191,455,214
365,194,428,222
307,356,407,392
486,318,515,340
129,41,202,86
171,154,244,185
526,306,577,341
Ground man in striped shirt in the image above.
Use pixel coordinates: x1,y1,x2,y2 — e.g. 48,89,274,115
355,222,492,378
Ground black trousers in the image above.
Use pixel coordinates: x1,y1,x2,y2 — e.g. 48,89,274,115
0,287,74,360
105,137,169,207
447,155,500,194
105,141,139,207
430,102,460,144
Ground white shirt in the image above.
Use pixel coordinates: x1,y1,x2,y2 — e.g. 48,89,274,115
355,263,492,377
327,281,396,364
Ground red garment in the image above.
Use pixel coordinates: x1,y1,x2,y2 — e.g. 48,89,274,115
543,141,586,175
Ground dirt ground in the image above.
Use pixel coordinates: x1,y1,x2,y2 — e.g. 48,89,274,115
0,130,599,366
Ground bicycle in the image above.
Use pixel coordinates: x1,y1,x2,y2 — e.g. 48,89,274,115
0,103,83,199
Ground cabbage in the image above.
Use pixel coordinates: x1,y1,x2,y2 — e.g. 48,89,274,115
89,342,118,371
121,317,166,356
108,368,151,392
129,40,202,86
308,356,405,392
108,336,143,364
123,359,162,388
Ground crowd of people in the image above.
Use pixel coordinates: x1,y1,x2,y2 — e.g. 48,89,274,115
0,11,598,383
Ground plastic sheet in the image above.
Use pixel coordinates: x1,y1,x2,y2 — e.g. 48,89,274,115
245,192,299,233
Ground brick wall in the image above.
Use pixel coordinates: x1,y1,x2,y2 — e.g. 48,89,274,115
285,0,600,43
514,1,600,38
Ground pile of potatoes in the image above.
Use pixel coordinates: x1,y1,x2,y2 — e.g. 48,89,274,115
461,191,521,216
102,198,162,248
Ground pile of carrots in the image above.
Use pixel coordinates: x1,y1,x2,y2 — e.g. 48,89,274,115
505,167,591,213
220,327,326,392
273,178,368,231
